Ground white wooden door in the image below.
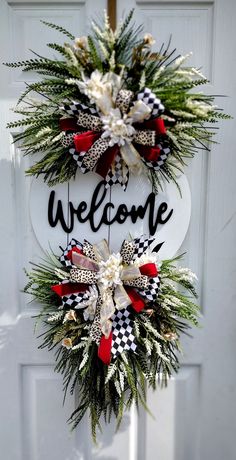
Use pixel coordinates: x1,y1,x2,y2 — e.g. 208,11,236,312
116,1,236,459
0,0,236,459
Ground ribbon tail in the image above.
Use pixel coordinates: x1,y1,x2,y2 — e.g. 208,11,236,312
93,239,110,262
100,288,115,337
125,287,146,313
120,143,143,175
82,137,110,171
71,251,99,271
98,332,112,365
114,284,131,310
111,308,137,359
104,155,129,190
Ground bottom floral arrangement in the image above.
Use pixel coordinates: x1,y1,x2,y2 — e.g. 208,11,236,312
24,235,199,439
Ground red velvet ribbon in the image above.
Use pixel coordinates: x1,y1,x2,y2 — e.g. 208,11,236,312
125,287,146,312
136,144,161,161
98,332,113,365
59,118,78,132
74,131,100,152
51,282,87,297
61,116,166,170
51,248,84,296
140,263,158,277
143,117,166,135
96,145,120,178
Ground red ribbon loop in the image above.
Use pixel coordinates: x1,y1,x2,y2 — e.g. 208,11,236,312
74,131,100,152
98,332,112,365
140,263,158,277
59,118,78,132
51,282,87,297
136,145,161,161
143,117,166,135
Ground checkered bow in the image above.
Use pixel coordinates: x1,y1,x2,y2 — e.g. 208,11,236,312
52,236,161,364
59,82,171,188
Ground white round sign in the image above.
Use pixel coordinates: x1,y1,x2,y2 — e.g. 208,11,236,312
30,171,191,260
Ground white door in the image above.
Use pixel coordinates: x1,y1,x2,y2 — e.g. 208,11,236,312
0,0,236,459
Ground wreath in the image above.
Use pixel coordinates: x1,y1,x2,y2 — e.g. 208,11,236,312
24,235,199,439
6,10,229,191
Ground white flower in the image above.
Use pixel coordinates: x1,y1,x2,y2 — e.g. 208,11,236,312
143,33,155,46
132,249,160,268
74,286,98,321
74,36,88,50
76,70,121,114
101,108,136,147
97,253,123,288
82,286,99,321
63,309,77,323
61,338,72,349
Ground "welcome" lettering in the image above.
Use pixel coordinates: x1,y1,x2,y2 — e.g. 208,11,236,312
48,181,173,236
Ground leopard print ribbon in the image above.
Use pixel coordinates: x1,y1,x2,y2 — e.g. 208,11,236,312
77,111,103,131
82,137,110,170
120,240,135,264
115,89,134,114
82,240,97,260
124,275,149,289
133,129,156,146
70,268,97,284
61,132,82,148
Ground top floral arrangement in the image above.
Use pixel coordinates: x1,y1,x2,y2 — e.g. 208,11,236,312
6,10,228,190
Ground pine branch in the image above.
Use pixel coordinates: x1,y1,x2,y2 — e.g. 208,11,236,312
41,20,75,40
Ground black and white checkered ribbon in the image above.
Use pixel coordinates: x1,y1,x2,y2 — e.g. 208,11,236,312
138,276,160,302
60,101,98,118
136,87,165,119
141,140,171,171
133,235,155,259
59,238,83,268
105,154,129,190
111,307,136,359
68,148,90,174
62,291,89,309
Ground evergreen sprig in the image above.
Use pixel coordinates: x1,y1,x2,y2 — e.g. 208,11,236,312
24,251,200,441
